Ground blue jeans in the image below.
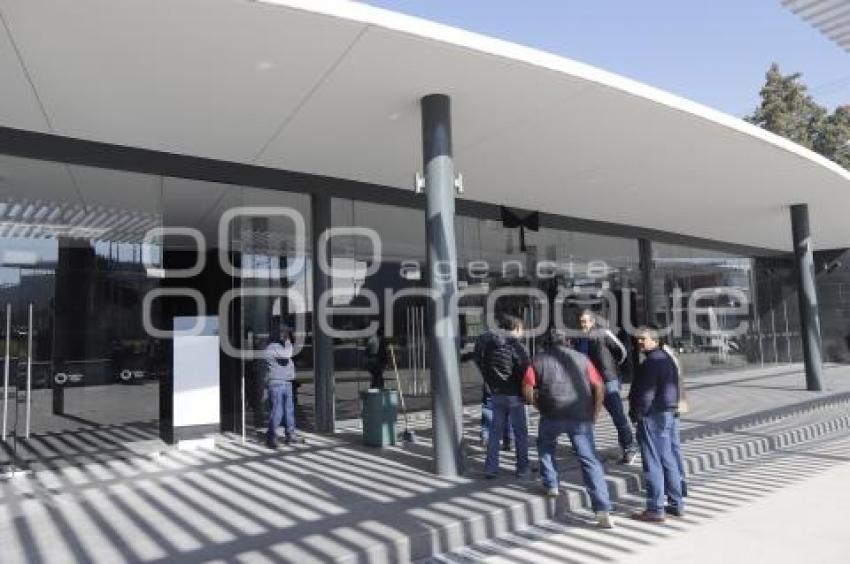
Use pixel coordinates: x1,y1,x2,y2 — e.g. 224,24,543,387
602,379,636,454
481,394,512,447
538,417,612,512
637,410,683,513
669,415,687,498
267,382,296,443
484,395,529,476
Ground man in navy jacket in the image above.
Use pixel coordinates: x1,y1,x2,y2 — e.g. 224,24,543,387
628,325,684,522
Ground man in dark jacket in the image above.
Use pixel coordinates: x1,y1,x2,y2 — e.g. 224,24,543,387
480,382,513,450
629,325,684,522
474,315,530,478
365,326,388,390
574,310,637,464
522,329,615,529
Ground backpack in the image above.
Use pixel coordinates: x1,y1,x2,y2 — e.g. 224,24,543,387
483,336,516,383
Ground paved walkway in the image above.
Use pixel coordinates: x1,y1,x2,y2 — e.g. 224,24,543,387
0,363,848,563
626,442,850,564
432,433,850,564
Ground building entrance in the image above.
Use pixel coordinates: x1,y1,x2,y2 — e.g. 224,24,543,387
1,236,162,472
0,155,164,472
1,250,53,472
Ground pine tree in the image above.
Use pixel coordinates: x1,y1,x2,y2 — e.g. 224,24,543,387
816,105,850,170
746,62,827,151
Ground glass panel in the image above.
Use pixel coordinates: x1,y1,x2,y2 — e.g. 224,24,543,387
234,188,312,434
653,242,757,374
817,249,850,363
455,217,642,401
0,298,12,469
0,154,163,466
160,178,314,436
754,257,805,366
329,199,427,421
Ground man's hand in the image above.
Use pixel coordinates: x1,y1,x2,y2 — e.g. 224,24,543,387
591,379,604,424
522,383,537,407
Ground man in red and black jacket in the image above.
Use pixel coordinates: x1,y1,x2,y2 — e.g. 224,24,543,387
522,329,615,529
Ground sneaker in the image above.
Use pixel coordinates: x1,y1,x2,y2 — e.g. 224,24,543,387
544,486,560,497
631,510,665,523
596,511,615,529
664,505,684,518
620,450,639,465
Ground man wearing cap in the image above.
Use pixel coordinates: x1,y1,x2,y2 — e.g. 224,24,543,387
264,326,303,448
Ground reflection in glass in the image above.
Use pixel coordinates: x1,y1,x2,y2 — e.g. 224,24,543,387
0,154,164,466
652,243,758,374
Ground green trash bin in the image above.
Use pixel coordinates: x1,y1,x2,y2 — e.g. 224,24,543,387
361,389,399,447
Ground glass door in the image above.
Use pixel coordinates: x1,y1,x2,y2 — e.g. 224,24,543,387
1,300,16,473
0,255,55,472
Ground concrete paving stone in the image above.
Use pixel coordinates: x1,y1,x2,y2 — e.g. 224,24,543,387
437,434,850,564
0,363,849,563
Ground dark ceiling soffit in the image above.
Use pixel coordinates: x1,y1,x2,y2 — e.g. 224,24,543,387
0,125,784,257
0,126,423,208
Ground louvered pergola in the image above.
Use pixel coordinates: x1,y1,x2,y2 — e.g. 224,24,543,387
782,0,850,52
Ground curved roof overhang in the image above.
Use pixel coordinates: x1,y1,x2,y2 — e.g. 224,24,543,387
1,0,848,252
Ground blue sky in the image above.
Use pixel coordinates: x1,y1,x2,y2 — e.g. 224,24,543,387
357,0,849,118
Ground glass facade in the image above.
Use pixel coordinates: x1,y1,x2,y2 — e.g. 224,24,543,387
650,243,757,375
329,199,427,420
0,155,163,467
3,145,841,468
815,249,850,363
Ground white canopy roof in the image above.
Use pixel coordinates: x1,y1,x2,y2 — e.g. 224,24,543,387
1,0,848,252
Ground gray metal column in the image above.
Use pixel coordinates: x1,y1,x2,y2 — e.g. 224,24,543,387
790,204,824,391
639,238,655,326
421,94,463,476
312,192,335,432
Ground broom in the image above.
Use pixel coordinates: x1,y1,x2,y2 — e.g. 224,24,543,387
389,344,416,443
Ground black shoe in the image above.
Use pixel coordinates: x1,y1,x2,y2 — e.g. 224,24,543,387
665,505,684,518
620,450,639,465
265,440,278,450
631,510,665,523
501,442,512,452
284,436,305,445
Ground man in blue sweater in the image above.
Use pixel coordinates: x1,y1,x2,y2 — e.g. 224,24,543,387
628,325,684,522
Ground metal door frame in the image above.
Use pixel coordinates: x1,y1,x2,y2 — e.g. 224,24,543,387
1,299,35,477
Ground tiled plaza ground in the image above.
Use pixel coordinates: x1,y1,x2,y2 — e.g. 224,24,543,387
1,363,849,563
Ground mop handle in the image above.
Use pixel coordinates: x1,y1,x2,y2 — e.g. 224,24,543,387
388,344,410,428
